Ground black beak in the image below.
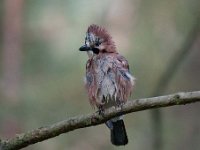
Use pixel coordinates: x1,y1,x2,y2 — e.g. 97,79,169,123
79,45,91,51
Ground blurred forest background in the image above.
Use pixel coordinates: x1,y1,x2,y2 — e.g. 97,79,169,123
0,0,200,150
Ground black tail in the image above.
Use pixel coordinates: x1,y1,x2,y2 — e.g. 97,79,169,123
110,120,128,146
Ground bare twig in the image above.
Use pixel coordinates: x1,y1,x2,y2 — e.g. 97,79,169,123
0,91,200,150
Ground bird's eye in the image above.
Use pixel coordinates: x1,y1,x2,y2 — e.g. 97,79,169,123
95,42,100,46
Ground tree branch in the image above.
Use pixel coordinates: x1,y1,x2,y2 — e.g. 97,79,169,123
0,91,200,150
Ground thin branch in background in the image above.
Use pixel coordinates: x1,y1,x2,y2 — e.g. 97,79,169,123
2,0,24,102
0,91,200,150
151,14,200,150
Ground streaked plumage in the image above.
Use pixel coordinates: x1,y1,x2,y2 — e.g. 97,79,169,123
79,24,135,146
85,52,134,108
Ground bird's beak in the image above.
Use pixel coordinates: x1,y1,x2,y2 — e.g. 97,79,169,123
79,45,91,51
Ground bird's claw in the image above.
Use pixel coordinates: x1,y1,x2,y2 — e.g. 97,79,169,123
97,106,105,116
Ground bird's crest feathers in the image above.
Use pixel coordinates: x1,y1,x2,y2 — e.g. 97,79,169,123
87,24,116,52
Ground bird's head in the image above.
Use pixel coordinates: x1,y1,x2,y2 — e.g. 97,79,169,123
79,24,116,56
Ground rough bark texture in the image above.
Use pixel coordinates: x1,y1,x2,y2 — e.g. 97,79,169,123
0,91,200,150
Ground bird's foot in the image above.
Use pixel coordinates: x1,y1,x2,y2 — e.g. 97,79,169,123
97,106,105,116
116,100,125,110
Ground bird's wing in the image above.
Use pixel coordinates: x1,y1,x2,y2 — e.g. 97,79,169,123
113,54,135,102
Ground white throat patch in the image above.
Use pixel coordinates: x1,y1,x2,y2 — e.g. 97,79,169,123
87,51,93,58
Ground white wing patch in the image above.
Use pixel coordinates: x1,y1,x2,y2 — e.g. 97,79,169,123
125,72,135,86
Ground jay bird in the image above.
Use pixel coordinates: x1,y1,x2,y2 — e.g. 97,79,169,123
79,24,135,146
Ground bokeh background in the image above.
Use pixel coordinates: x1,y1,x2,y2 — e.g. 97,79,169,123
0,0,200,150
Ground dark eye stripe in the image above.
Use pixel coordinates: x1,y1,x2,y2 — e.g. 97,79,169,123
92,48,99,54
